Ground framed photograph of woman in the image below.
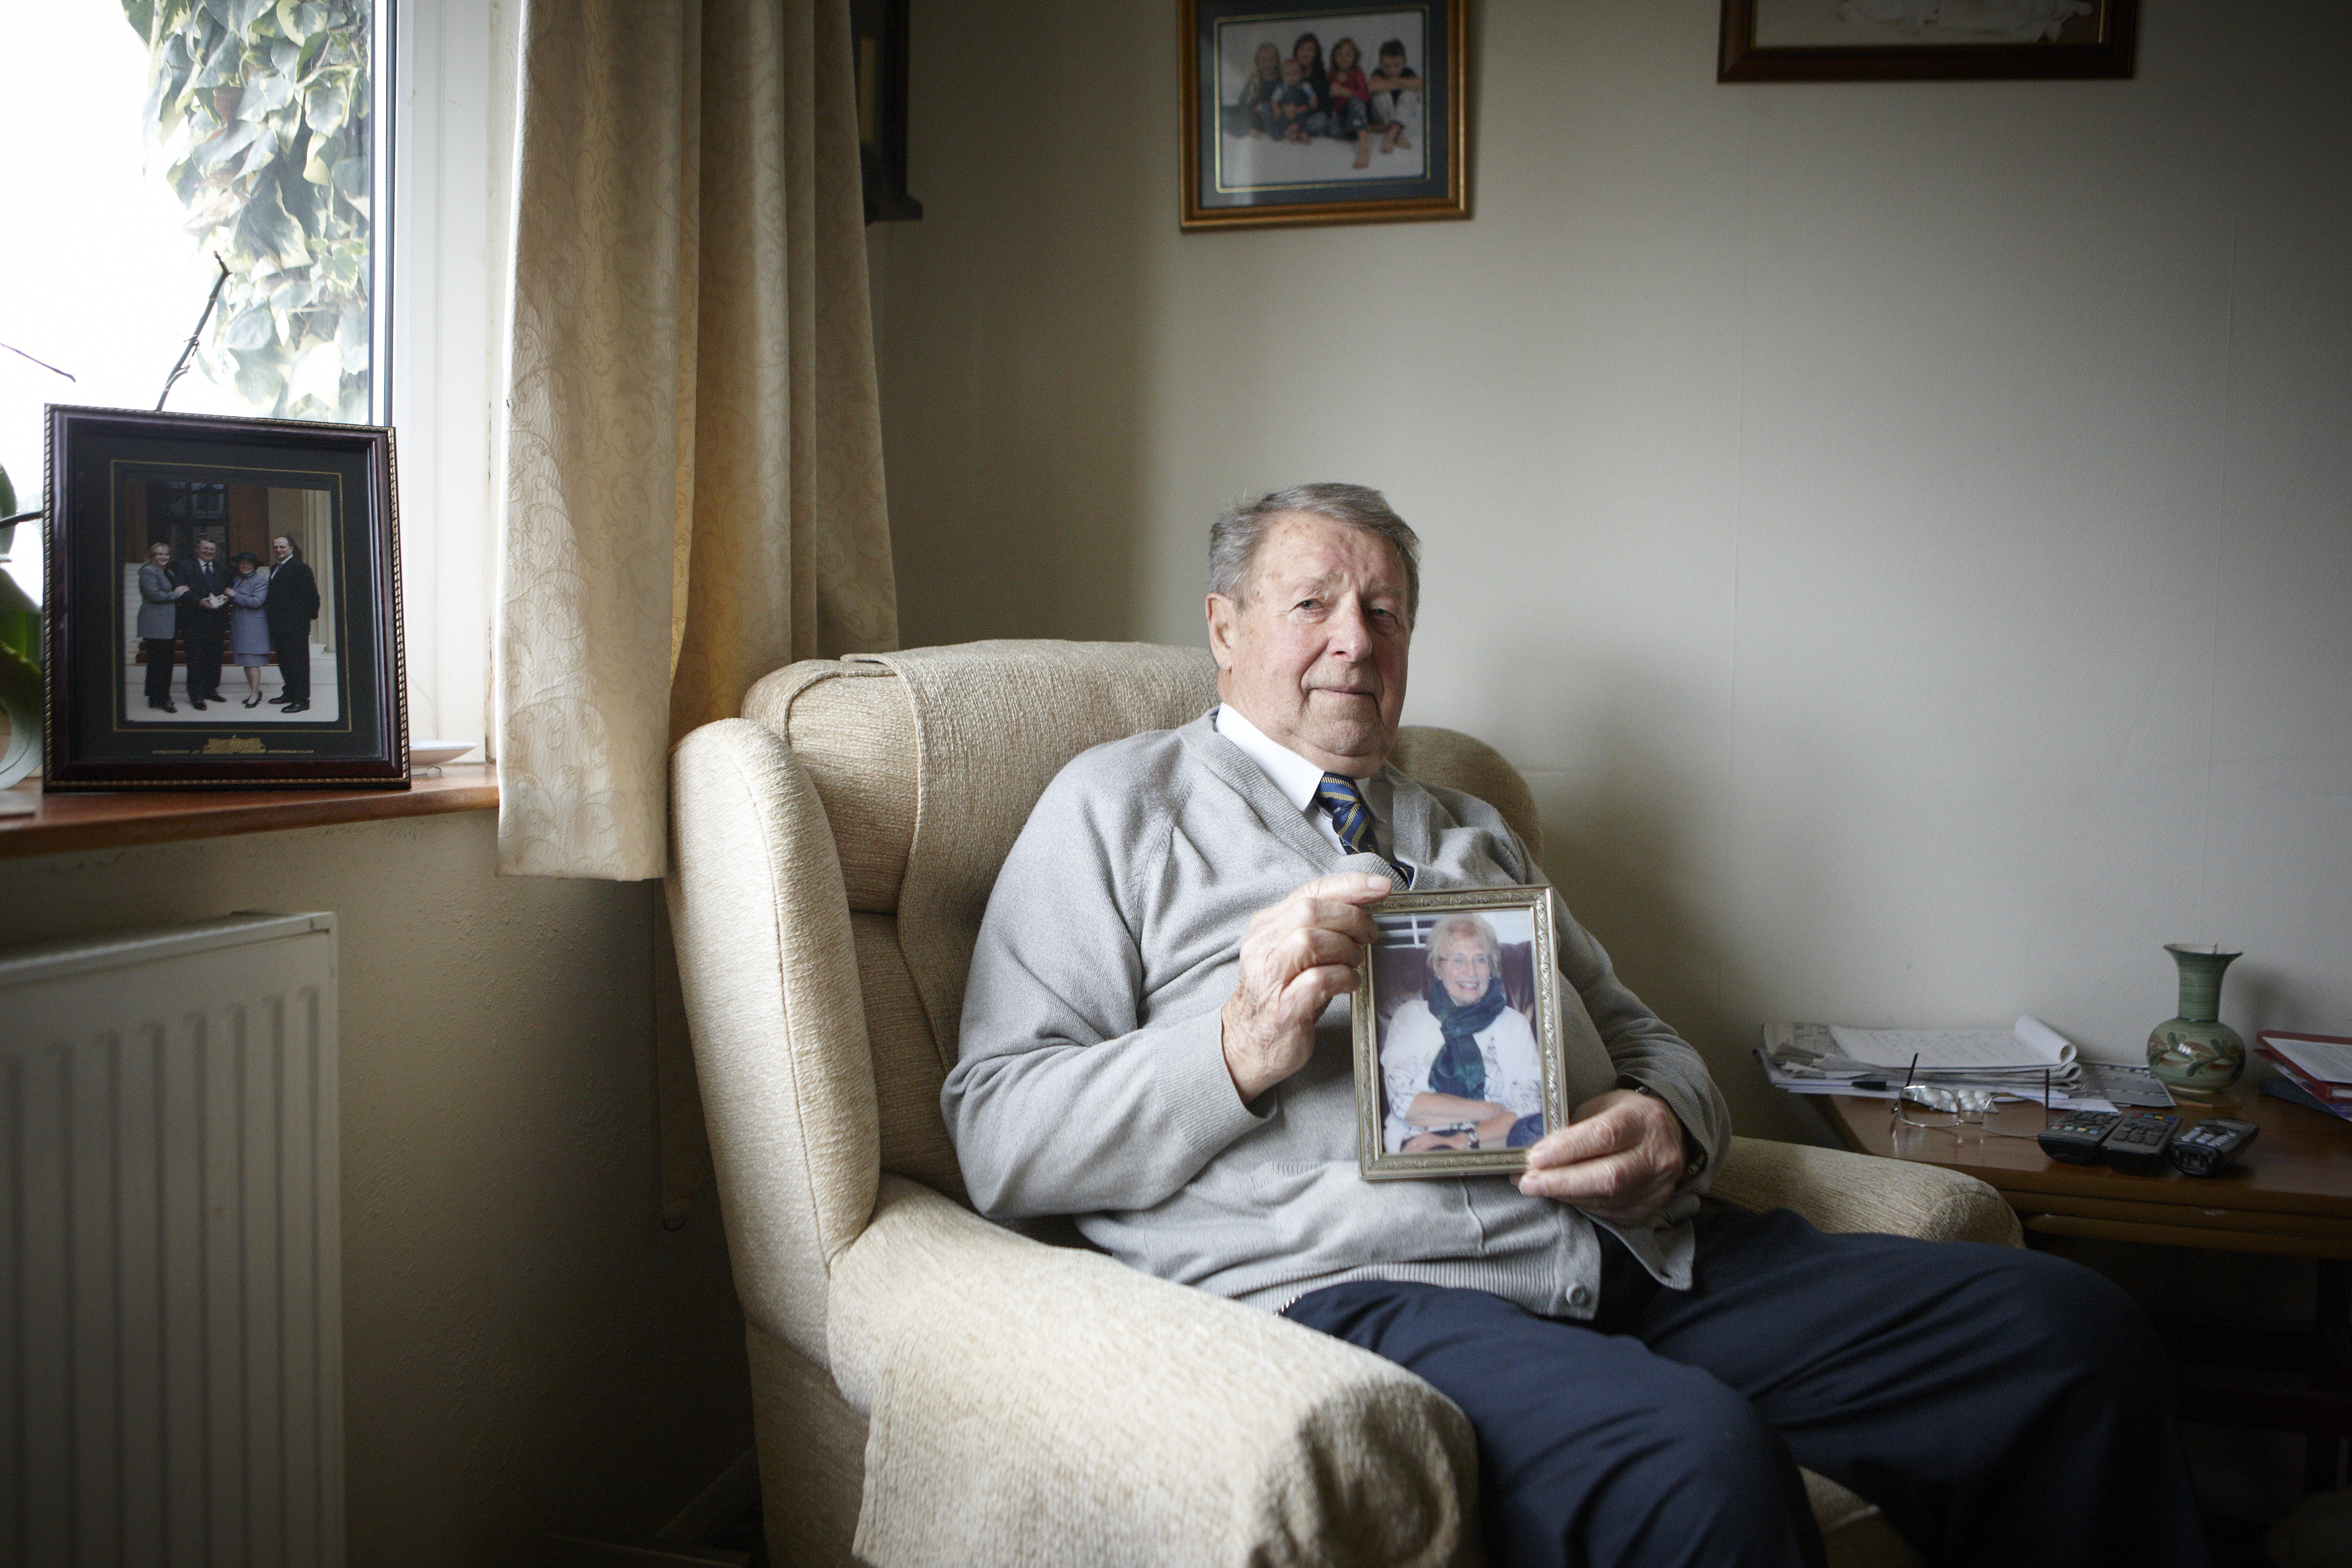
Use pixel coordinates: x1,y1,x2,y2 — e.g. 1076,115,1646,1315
43,404,408,789
1180,0,1467,231
1354,885,1566,1180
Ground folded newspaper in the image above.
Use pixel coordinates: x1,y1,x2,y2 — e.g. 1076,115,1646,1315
1760,1016,2081,1095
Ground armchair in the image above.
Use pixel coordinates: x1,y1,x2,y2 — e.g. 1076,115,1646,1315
666,639,2020,1568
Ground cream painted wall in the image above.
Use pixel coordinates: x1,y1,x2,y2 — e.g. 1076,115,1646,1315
871,0,2352,1142
0,812,749,1565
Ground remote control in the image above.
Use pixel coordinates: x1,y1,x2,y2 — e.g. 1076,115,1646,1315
2169,1116,2259,1177
2101,1112,2180,1175
2037,1109,2121,1165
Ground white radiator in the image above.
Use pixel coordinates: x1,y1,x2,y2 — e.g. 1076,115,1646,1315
0,912,343,1568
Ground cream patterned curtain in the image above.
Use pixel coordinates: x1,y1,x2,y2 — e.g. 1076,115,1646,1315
497,0,897,880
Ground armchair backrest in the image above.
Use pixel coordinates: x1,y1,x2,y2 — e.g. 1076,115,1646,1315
669,639,1542,1359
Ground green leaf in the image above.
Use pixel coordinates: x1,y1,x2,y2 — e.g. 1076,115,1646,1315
330,154,367,205
239,72,295,116
304,75,348,137
188,32,242,90
235,169,312,270
230,0,274,31
220,303,276,351
124,0,160,45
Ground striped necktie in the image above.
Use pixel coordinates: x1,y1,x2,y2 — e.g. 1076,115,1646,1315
1315,773,1413,886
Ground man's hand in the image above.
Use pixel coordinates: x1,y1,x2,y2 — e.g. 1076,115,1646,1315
1221,872,1390,1102
1515,1087,1686,1226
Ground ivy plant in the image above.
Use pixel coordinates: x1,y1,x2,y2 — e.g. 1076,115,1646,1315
122,0,372,423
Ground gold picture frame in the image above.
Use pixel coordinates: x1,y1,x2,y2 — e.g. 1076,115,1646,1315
1354,885,1564,1180
1180,0,1469,232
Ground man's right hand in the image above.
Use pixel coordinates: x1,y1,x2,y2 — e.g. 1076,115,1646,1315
1220,872,1390,1103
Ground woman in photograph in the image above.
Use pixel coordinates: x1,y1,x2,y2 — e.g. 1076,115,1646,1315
1381,914,1546,1154
226,550,272,708
1225,41,1282,139
136,539,189,712
1323,37,1377,169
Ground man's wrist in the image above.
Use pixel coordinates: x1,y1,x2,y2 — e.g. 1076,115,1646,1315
1618,1077,1706,1179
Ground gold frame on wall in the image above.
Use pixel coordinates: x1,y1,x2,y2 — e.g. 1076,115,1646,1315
1180,0,1469,232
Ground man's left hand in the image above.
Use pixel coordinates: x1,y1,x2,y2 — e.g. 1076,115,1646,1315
1514,1088,1686,1226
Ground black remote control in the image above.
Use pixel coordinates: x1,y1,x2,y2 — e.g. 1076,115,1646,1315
2102,1112,2181,1175
2037,1109,2121,1164
2170,1116,2259,1177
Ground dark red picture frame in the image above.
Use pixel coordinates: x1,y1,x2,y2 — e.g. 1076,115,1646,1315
43,404,408,790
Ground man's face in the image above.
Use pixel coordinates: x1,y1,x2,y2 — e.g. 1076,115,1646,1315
271,536,292,563
1206,512,1411,776
1431,939,1493,1006
196,540,217,563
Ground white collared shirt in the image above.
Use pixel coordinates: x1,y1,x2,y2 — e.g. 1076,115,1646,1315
1214,702,1406,867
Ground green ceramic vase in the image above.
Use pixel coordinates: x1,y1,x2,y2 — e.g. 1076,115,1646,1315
2146,944,2245,1091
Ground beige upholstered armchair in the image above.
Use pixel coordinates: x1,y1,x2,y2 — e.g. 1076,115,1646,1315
666,640,2021,1568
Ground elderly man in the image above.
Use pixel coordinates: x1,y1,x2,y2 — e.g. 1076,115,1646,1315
946,484,2206,1568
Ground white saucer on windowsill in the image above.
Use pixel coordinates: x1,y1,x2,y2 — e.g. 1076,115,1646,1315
409,740,477,774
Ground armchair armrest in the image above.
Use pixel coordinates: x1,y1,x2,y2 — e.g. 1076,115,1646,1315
828,1177,1477,1568
1711,1135,2022,1248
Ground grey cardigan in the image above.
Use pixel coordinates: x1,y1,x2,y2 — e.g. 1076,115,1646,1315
946,711,1730,1318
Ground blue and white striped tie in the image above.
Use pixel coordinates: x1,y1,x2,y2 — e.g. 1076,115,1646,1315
1315,773,1412,885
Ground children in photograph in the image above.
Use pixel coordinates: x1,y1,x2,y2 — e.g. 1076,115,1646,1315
1367,38,1423,156
1289,32,1329,134
1223,41,1282,139
1323,38,1378,168
1264,56,1318,143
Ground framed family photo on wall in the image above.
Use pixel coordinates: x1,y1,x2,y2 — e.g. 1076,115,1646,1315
1718,0,2138,82
43,405,408,790
1354,886,1566,1181
1180,0,1467,231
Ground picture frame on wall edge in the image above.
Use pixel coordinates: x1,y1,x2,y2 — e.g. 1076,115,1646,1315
1718,0,2138,83
43,404,408,791
1181,0,1468,232
1354,885,1566,1181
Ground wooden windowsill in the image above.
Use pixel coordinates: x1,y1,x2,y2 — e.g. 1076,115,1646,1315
0,762,499,860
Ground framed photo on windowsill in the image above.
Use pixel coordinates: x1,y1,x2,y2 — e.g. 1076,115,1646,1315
1354,885,1565,1181
1180,0,1467,231
43,405,408,790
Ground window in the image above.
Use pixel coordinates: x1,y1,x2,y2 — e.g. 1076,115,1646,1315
0,0,387,601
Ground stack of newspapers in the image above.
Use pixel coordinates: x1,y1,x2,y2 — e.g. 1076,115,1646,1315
1758,1017,2081,1099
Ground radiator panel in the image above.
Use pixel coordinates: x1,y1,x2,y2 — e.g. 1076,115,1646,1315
2,913,342,1568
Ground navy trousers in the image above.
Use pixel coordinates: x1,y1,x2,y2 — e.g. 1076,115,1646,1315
1285,1205,2209,1568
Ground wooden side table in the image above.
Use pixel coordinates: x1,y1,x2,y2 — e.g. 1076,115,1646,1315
1815,1086,2352,1490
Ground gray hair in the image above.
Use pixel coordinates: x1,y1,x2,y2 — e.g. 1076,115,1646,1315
1208,483,1421,622
1426,913,1501,973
